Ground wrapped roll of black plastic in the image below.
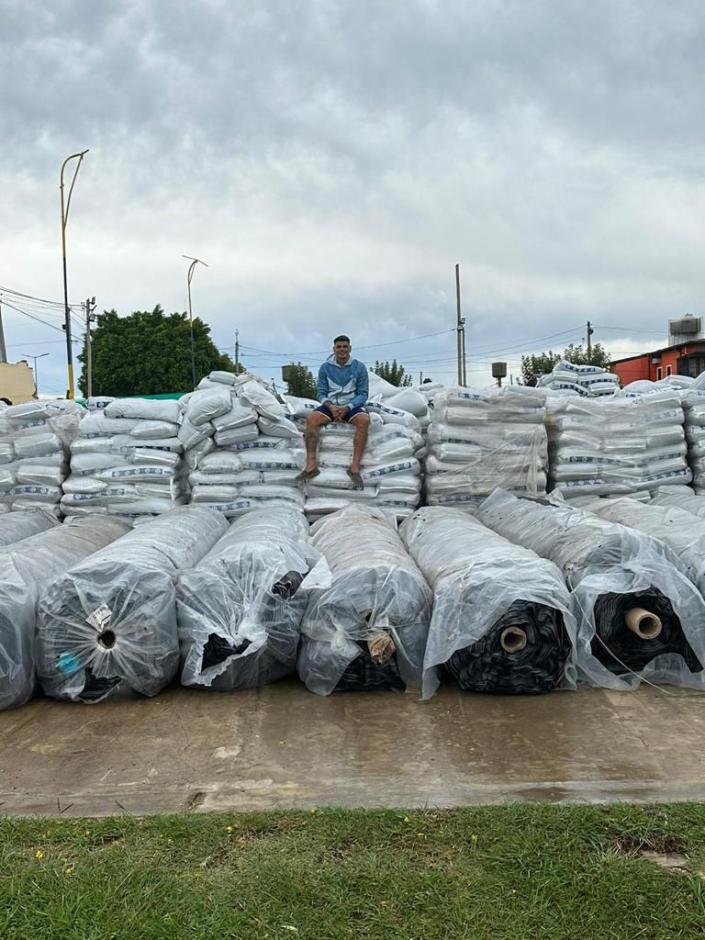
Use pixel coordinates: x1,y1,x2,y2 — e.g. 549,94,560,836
477,489,705,689
401,507,575,697
0,517,130,710
177,507,319,690
298,505,432,695
0,509,58,547
36,507,229,703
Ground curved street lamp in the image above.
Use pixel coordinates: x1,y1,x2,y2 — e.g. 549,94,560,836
182,254,208,389
60,149,89,399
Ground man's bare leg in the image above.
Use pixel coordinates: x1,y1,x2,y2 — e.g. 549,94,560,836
300,410,330,477
347,412,370,488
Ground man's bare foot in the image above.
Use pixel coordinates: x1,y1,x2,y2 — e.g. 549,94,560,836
295,467,320,483
347,468,363,489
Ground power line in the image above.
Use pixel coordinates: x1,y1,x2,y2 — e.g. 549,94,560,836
0,284,83,311
237,328,456,359
0,299,68,334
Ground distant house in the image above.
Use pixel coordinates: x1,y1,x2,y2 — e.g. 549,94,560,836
0,361,36,405
612,315,705,386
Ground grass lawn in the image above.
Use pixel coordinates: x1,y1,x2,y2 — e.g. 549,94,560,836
1,803,704,939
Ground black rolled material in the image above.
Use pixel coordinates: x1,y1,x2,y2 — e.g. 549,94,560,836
592,589,702,675
444,601,570,694
335,641,406,693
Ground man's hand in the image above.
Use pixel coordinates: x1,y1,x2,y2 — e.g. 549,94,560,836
330,404,348,421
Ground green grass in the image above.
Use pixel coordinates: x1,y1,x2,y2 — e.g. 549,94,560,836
1,804,705,939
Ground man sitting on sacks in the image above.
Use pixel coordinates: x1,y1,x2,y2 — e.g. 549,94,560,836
297,334,369,489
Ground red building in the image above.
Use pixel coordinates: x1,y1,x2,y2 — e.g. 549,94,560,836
612,316,705,386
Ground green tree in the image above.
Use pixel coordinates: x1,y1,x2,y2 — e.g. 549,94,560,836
78,306,240,396
285,362,317,399
520,342,611,385
373,359,412,387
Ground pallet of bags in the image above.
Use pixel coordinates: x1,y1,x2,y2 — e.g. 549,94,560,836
425,386,548,512
547,389,691,502
181,373,305,517
298,505,432,694
286,395,424,520
538,360,619,397
0,517,130,710
681,388,705,494
36,506,228,703
61,397,186,519
177,506,320,690
401,506,575,698
0,400,81,515
476,489,705,690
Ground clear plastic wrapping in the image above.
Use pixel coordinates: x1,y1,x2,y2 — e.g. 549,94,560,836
425,387,548,509
298,505,432,694
547,390,691,500
477,489,705,689
0,509,58,547
36,507,229,703
0,517,130,710
177,507,318,690
588,496,705,594
401,506,575,698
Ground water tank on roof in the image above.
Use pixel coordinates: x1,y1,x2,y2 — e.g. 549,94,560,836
669,315,703,344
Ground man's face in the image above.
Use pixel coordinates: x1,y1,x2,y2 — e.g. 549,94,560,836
334,340,351,364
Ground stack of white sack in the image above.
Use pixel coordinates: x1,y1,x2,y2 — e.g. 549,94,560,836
366,370,431,428
0,400,81,515
547,389,691,502
537,360,619,397
61,397,187,519
181,371,305,517
424,386,548,511
285,394,424,520
680,385,705,494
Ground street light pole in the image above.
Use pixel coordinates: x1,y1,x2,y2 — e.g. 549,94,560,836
182,255,208,389
20,352,49,393
60,149,89,400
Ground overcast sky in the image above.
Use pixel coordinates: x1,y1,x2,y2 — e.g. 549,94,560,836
2,0,704,395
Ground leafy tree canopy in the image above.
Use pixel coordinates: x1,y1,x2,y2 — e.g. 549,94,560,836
77,306,240,396
285,362,318,399
373,359,412,387
520,342,611,385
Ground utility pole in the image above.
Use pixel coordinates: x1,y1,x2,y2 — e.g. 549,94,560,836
0,295,7,363
586,320,594,363
59,149,89,399
182,255,208,389
85,296,96,397
20,352,49,392
235,329,240,373
455,264,467,386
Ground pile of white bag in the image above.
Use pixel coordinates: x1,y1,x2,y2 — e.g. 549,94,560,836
424,386,549,511
547,389,691,501
285,394,424,520
537,360,619,397
181,371,305,517
681,387,705,494
61,397,187,519
0,400,81,515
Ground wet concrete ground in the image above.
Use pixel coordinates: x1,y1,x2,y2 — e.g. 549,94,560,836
1,682,704,817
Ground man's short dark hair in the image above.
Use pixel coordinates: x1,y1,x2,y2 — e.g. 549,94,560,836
333,334,350,344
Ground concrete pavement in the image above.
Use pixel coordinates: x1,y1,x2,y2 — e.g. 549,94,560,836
1,682,704,816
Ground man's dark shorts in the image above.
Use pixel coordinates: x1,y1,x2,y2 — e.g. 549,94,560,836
314,404,368,422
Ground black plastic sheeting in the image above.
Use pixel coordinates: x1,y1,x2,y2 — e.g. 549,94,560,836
592,588,702,675
444,600,570,694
